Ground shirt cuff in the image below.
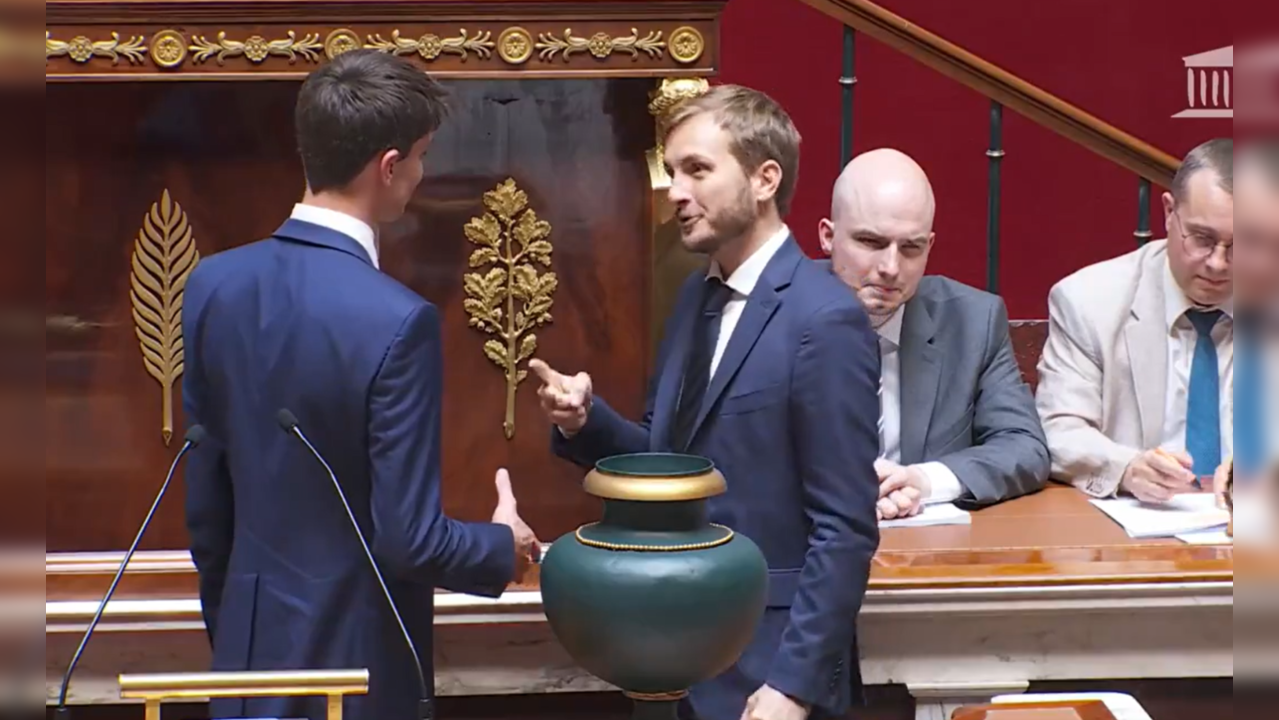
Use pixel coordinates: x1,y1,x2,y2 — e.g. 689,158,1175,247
916,462,964,504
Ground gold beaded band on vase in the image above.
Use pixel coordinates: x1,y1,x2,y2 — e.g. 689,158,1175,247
573,523,734,552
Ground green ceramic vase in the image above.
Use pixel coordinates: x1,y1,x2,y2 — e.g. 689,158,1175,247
540,453,768,720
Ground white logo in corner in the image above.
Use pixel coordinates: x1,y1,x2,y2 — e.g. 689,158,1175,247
1173,46,1232,119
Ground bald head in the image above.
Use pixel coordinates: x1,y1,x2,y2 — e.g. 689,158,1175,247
819,149,937,326
830,148,936,230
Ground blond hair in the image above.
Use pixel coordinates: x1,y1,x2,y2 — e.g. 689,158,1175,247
664,84,802,217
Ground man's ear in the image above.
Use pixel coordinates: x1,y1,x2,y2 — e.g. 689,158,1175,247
376,148,402,185
1161,191,1175,233
753,159,782,204
817,218,835,256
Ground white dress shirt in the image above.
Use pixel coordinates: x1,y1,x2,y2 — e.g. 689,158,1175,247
875,306,964,505
1159,263,1233,459
290,203,380,269
705,225,791,377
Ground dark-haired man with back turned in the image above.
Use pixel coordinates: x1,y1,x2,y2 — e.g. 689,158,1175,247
181,50,538,720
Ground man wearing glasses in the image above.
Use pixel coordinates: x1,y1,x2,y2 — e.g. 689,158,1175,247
1036,138,1234,503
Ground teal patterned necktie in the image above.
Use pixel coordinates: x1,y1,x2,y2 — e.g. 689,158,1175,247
1185,309,1224,477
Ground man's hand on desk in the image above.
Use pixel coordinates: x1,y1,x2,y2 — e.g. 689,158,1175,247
529,358,592,438
491,469,540,578
874,459,929,521
1212,459,1232,510
1120,449,1197,503
740,684,810,720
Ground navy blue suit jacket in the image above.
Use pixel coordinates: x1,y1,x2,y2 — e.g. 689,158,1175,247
552,236,881,720
182,218,517,720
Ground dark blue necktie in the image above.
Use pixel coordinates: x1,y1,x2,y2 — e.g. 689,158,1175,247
1235,313,1264,476
1185,309,1224,477
669,277,733,451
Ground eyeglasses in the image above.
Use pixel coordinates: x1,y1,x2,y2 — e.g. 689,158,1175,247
1171,208,1233,261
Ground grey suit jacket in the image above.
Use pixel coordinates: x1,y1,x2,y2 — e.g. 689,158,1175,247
895,277,1049,505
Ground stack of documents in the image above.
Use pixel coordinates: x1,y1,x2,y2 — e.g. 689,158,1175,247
880,502,971,528
1088,493,1229,539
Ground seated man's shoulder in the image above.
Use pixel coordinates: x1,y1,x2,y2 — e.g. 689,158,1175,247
917,275,1004,315
1050,242,1164,301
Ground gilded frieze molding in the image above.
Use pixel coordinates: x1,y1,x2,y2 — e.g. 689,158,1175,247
46,31,146,65
44,22,710,78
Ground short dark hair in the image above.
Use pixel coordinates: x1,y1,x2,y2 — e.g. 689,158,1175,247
1171,137,1233,202
663,84,802,217
295,49,450,192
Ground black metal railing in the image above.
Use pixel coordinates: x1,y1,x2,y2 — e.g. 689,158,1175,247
836,23,1157,295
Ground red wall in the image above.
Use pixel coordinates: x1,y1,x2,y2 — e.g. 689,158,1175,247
716,0,1241,318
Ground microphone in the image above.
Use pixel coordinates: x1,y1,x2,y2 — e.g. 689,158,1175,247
55,425,206,719
276,408,434,720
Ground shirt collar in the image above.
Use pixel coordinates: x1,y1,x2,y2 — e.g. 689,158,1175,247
707,224,791,296
875,305,906,351
290,203,379,269
1162,256,1232,334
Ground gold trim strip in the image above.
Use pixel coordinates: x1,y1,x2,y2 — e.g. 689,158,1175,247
573,523,734,552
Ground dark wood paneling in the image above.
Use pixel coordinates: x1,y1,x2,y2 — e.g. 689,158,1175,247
45,77,654,553
0,84,46,550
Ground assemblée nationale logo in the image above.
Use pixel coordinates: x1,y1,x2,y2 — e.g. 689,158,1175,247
1172,46,1232,119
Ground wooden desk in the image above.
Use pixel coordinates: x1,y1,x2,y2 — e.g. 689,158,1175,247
44,487,1232,718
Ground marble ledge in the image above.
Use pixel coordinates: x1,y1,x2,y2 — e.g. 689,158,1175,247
44,582,1235,634
47,582,1235,706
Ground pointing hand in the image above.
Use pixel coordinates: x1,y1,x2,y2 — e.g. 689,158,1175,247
528,358,592,435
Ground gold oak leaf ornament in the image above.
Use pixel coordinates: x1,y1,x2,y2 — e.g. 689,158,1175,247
130,189,200,445
463,178,557,439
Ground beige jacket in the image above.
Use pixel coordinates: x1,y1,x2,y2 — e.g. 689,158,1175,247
1036,241,1198,496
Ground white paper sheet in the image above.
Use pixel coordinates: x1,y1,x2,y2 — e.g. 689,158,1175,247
879,502,971,528
1176,528,1233,545
992,692,1152,720
1089,493,1229,538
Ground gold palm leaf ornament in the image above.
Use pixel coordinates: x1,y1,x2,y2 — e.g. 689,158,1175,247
130,189,200,445
463,178,558,440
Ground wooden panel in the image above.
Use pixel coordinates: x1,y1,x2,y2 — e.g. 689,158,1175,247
45,77,655,553
45,0,724,81
0,82,45,551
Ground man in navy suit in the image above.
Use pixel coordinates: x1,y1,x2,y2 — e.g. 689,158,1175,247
530,85,881,720
181,50,538,720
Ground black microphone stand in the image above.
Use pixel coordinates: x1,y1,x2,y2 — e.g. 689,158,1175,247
53,426,205,718
276,409,434,720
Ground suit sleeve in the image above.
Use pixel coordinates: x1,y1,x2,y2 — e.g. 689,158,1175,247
1035,283,1140,497
767,300,881,709
933,299,1050,506
368,303,516,595
181,272,234,643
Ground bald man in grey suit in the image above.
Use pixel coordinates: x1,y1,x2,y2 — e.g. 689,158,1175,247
817,149,1049,519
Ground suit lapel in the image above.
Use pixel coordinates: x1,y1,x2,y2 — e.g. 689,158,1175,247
650,292,699,450
899,296,940,465
686,238,801,443
1124,255,1168,448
